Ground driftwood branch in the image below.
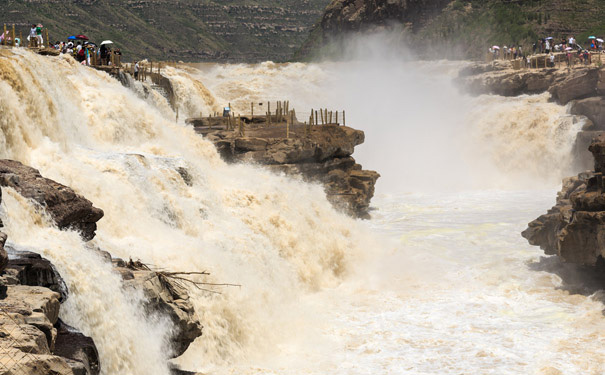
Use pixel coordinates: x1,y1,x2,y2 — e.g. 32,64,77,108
128,258,240,295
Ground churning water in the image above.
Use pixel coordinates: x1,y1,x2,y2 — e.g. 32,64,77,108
0,46,603,375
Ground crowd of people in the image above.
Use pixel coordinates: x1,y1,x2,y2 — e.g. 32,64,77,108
50,39,122,66
489,35,605,67
0,23,123,67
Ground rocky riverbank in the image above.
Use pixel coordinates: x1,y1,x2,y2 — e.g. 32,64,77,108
522,134,605,267
0,160,203,375
190,119,380,219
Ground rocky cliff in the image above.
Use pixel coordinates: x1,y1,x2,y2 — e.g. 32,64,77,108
299,0,605,60
522,134,605,266
0,159,203,374
190,118,380,218
1,0,330,62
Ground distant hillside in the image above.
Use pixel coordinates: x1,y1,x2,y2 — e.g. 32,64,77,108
1,0,330,62
297,0,605,60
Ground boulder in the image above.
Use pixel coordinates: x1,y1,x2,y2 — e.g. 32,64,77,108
569,97,605,129
0,160,104,240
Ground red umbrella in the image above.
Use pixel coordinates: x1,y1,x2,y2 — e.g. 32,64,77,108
75,35,89,40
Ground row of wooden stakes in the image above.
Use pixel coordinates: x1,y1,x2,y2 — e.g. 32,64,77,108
309,108,345,126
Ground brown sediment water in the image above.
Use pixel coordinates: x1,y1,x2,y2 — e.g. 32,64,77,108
0,47,603,375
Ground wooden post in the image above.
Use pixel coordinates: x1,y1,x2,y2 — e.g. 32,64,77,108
329,111,332,124
315,110,318,125
3,24,6,46
19,32,22,47
267,102,271,125
320,108,324,125
324,109,328,125
45,28,49,48
286,112,290,139
251,102,254,118
11,25,15,47
343,110,346,126
336,111,339,125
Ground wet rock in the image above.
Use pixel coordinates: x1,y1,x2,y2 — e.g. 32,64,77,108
0,159,104,240
5,248,68,301
116,262,203,357
53,320,100,375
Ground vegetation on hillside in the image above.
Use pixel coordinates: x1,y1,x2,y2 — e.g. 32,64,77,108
299,0,605,60
1,0,330,62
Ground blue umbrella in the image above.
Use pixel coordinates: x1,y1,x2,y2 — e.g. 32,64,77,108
67,35,76,40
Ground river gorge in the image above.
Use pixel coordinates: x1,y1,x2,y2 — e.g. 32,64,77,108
0,45,604,375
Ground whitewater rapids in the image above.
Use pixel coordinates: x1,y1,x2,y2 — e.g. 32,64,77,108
1,46,604,375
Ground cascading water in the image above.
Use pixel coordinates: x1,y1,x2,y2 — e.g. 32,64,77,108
1,41,603,375
0,48,370,374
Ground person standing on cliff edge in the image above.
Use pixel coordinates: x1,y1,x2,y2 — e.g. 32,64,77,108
134,61,139,80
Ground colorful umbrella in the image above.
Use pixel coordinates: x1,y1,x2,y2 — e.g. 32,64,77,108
75,35,89,40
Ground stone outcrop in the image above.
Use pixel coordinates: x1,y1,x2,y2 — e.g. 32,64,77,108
0,160,104,240
523,134,605,265
456,66,565,97
0,249,100,375
203,123,380,218
112,259,203,358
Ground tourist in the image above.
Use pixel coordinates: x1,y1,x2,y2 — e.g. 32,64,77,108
134,61,139,79
545,39,551,54
549,53,555,67
569,35,575,48
100,44,108,65
35,24,43,47
29,25,36,47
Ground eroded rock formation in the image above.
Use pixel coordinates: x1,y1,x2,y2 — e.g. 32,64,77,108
523,134,605,265
203,123,380,218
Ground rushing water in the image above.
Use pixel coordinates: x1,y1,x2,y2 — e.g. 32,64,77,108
1,46,604,375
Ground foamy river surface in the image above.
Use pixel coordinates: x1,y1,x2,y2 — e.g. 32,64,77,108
199,191,605,375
